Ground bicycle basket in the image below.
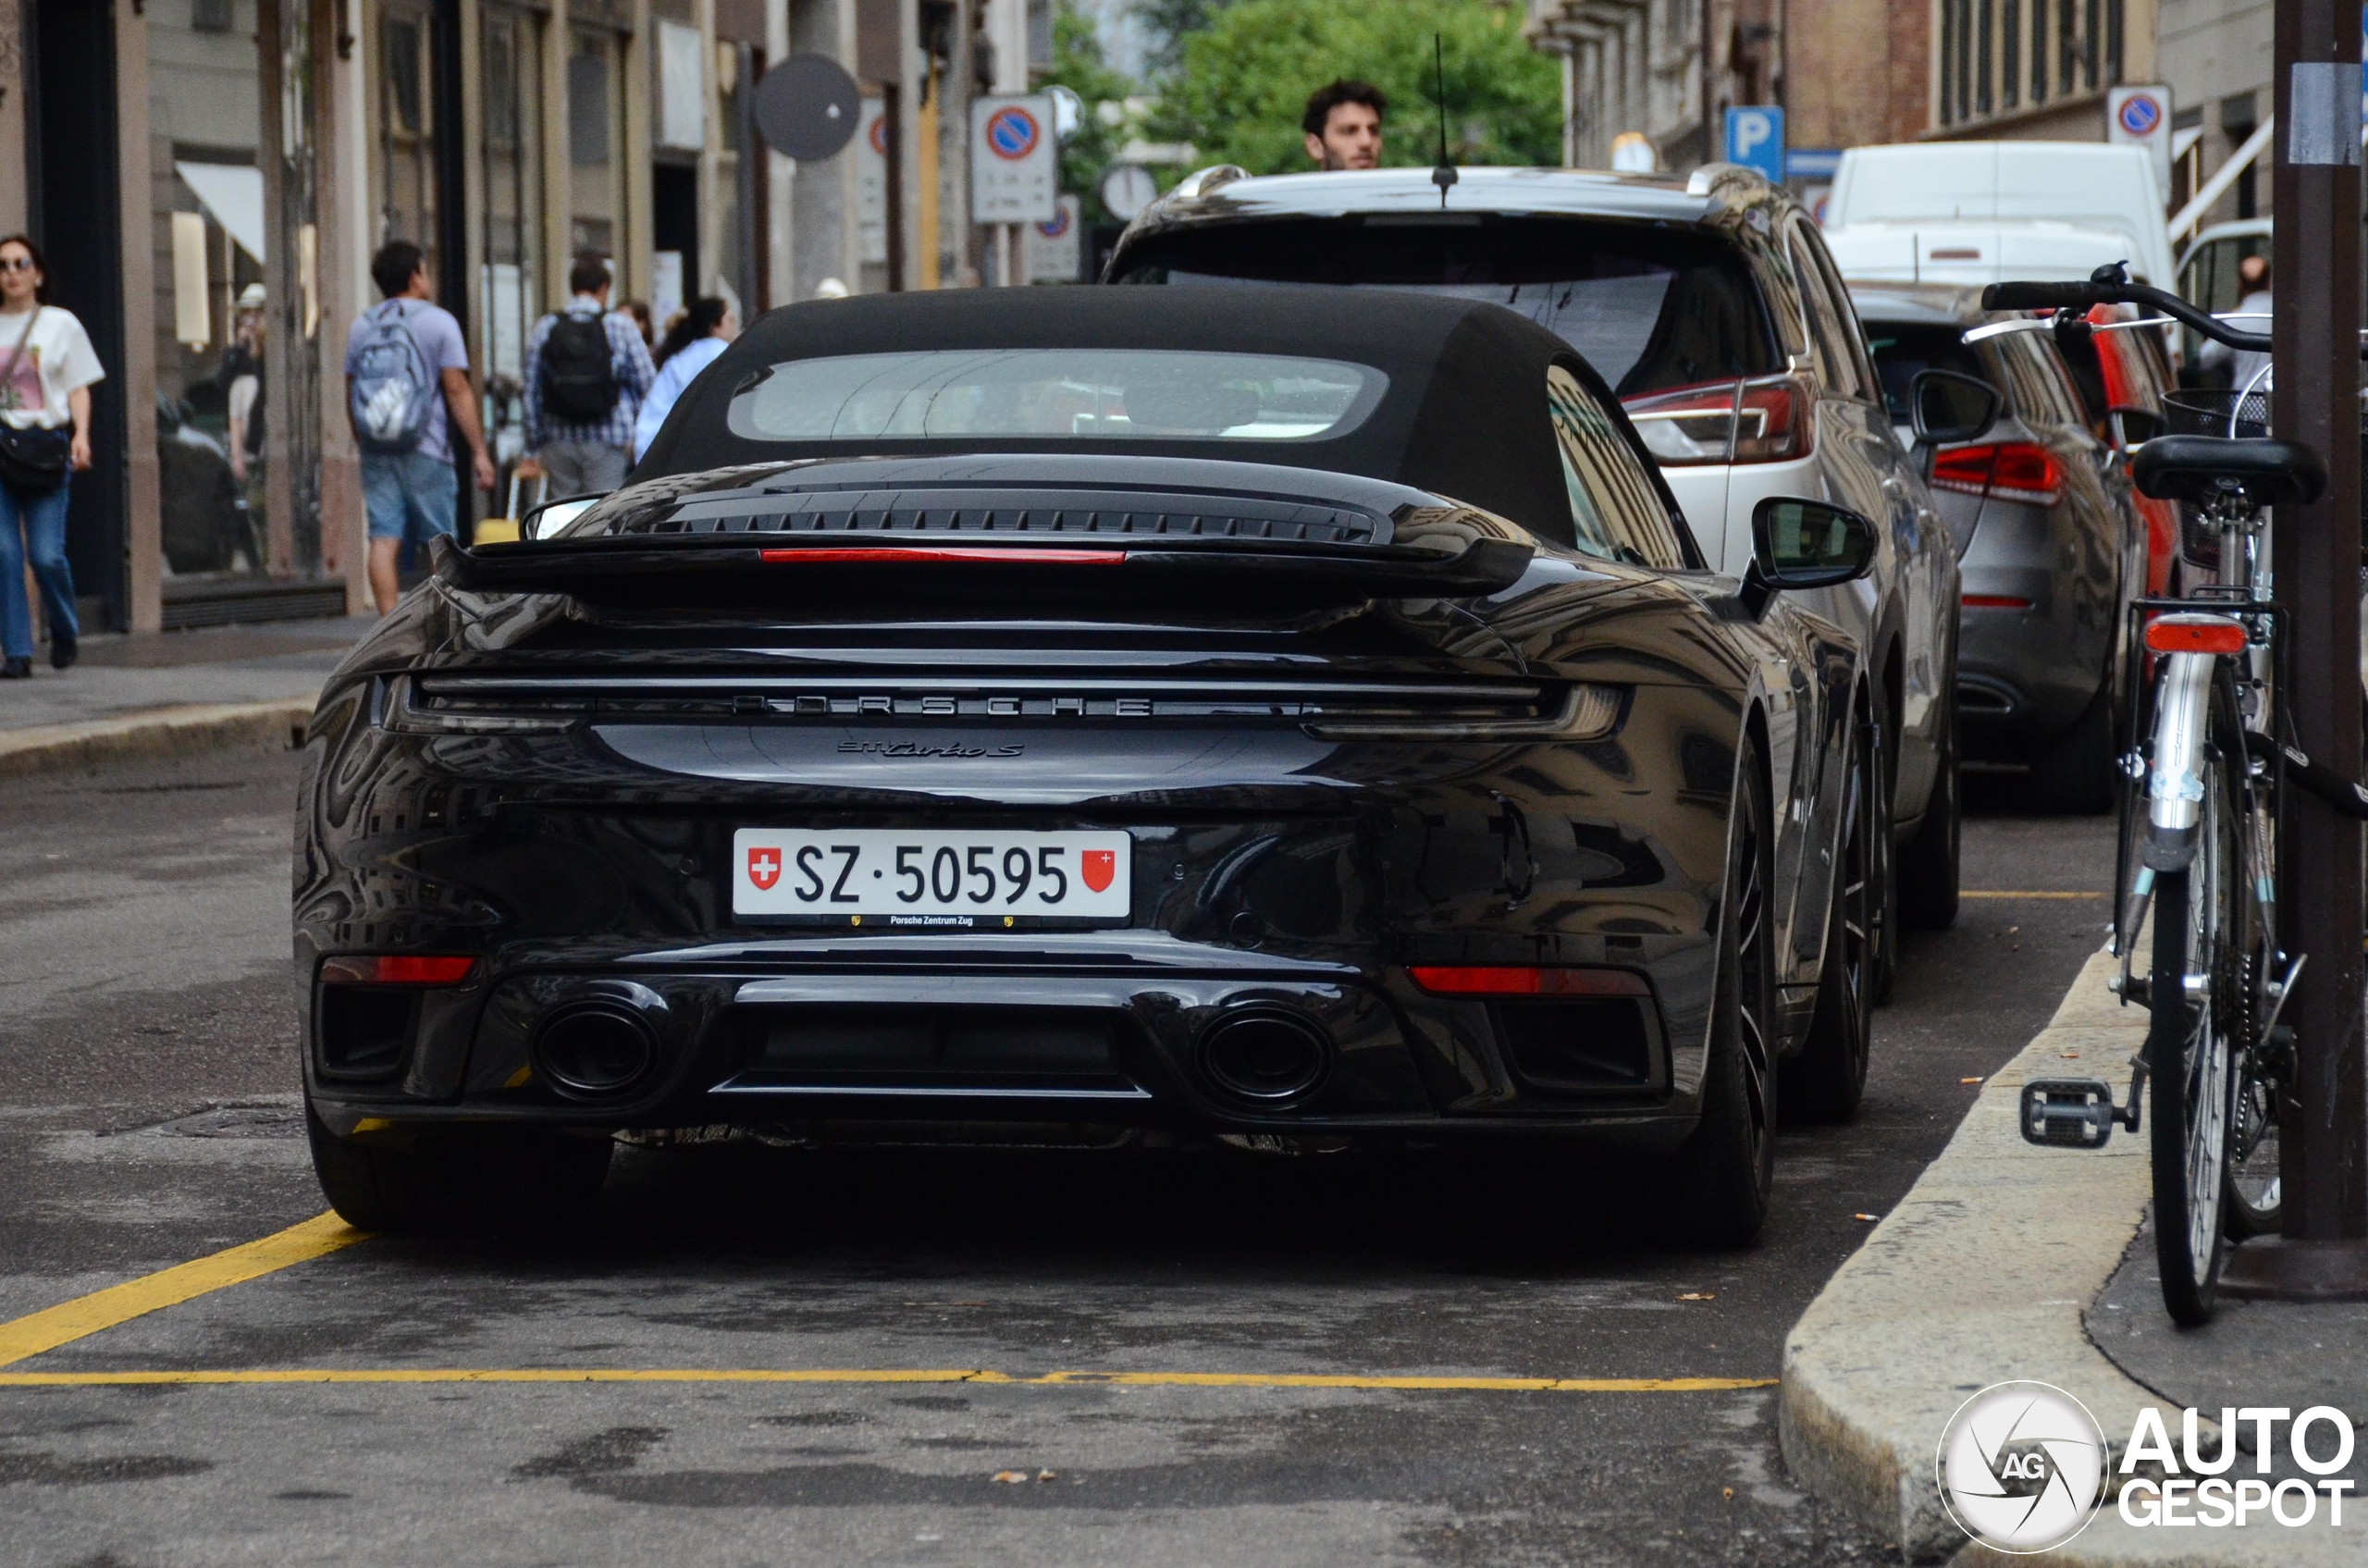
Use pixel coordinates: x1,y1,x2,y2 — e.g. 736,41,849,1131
2161,389,2271,439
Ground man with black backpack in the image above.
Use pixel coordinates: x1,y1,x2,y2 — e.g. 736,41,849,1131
516,254,655,500
344,241,495,614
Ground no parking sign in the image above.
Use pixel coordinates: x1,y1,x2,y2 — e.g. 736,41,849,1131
970,95,1057,224
2107,85,2174,203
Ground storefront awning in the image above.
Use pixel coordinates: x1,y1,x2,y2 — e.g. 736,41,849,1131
174,160,265,264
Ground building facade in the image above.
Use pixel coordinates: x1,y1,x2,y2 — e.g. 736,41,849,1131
0,0,1023,637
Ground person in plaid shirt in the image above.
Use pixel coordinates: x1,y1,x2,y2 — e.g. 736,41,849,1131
516,253,656,498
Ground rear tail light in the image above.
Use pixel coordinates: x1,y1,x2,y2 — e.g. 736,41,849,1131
2144,614,2248,655
319,955,479,985
1621,376,1815,466
1961,594,2033,611
1407,966,1651,998
1930,441,2063,506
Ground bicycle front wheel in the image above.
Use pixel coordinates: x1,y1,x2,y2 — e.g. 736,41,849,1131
2148,750,2243,1325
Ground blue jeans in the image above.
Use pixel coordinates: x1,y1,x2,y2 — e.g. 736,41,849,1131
361,449,458,546
0,474,73,660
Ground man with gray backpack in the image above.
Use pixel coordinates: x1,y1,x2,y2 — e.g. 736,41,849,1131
344,241,495,613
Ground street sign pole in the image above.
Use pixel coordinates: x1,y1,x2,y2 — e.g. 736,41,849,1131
2224,0,2368,1301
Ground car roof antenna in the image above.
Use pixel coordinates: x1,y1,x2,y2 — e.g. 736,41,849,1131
1430,33,1458,209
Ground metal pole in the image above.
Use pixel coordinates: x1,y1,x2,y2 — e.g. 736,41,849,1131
2224,0,2368,1301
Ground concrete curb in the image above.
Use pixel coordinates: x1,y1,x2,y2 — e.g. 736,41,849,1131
0,698,314,782
1780,949,2358,1564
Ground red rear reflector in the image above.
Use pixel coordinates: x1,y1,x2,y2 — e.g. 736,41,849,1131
758,546,1127,565
1961,594,2033,610
1407,966,1651,998
1930,441,2062,505
2145,616,2247,655
320,955,479,985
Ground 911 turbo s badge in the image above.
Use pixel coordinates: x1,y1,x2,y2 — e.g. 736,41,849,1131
835,739,1027,759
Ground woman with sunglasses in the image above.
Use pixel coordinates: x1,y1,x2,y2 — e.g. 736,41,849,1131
0,235,101,678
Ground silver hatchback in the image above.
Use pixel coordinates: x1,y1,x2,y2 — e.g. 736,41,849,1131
1849,283,2144,812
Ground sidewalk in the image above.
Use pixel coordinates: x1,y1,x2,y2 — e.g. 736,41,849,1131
1781,949,2367,1564
0,617,370,777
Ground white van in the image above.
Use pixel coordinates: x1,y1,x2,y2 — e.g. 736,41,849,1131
1820,142,2175,290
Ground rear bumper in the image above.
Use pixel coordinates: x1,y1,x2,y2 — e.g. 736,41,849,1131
304,945,1705,1151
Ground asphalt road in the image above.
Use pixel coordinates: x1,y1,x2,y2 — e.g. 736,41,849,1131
0,743,2115,1566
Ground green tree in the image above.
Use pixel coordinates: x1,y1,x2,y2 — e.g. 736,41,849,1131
1160,0,1560,177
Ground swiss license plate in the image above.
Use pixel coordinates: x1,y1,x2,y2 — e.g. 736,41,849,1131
733,828,1131,925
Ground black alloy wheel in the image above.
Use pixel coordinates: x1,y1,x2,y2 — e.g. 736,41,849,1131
1784,706,1878,1122
1663,729,1779,1246
306,1095,613,1236
1897,677,1961,931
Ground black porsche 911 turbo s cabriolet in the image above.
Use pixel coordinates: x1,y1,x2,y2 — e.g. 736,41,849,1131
298,288,1882,1246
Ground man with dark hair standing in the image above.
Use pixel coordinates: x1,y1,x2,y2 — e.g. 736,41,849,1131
517,253,656,498
343,240,494,614
1302,80,1385,170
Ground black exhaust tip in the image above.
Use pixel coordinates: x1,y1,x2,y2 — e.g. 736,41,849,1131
1200,1009,1332,1106
532,988,663,1100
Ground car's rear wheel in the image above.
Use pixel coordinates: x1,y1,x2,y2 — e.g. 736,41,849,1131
1897,682,1961,930
1662,730,1779,1247
2020,679,2117,814
1784,711,1876,1122
306,1096,612,1235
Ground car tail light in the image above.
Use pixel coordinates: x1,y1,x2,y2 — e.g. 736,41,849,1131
1930,441,2063,506
2145,614,2248,655
1961,594,2033,611
758,546,1127,565
1407,966,1651,998
1620,375,1814,466
319,955,479,985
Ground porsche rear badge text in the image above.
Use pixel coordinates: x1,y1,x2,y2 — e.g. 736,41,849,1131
836,740,1027,759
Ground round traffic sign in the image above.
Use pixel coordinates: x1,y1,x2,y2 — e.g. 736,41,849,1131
867,112,889,157
1099,164,1158,220
985,105,1042,161
752,54,862,161
1038,204,1072,240
2117,93,2163,137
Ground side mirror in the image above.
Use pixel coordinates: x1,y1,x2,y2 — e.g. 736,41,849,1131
1743,497,1879,615
2110,405,2165,453
1910,368,2001,448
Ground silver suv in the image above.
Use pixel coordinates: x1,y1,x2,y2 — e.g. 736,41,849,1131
1107,165,1965,942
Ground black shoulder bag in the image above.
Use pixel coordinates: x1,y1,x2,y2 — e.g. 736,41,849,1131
0,309,71,495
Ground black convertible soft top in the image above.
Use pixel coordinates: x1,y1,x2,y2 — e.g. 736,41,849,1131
632,286,1670,551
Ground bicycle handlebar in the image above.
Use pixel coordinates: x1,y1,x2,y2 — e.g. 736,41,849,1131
1979,278,2273,353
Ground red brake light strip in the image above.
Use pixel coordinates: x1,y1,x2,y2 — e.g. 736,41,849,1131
319,955,480,985
758,547,1128,565
1407,966,1651,998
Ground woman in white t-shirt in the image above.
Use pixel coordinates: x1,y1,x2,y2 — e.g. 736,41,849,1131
0,234,104,679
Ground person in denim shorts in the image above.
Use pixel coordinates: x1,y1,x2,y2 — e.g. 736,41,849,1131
344,241,495,613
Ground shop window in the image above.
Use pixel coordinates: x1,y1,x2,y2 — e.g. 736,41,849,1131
192,0,234,32
376,3,438,278
481,5,546,479
570,29,625,265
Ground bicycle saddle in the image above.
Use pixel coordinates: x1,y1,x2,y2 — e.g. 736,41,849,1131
2131,436,2327,507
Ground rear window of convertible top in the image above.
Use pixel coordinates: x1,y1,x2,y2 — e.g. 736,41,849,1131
724,349,1387,443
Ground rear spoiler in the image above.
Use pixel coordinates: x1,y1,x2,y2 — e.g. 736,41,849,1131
434,532,1534,606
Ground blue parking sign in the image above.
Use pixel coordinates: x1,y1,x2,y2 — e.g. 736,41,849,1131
1725,106,1785,182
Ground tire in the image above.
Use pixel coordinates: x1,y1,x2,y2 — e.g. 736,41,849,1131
2021,681,2118,814
1784,711,1876,1122
1662,729,1779,1247
1897,686,1961,931
2147,727,2242,1327
306,1097,612,1235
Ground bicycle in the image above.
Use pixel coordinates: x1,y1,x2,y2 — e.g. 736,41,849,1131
1978,269,2355,1325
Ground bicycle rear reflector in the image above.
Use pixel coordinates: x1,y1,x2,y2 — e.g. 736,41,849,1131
2144,614,2247,655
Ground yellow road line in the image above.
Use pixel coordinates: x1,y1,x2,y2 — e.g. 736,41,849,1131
1961,890,2104,899
0,1214,369,1369
0,1366,1771,1392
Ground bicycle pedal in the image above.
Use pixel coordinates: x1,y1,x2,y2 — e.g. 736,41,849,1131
2020,1079,2118,1149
